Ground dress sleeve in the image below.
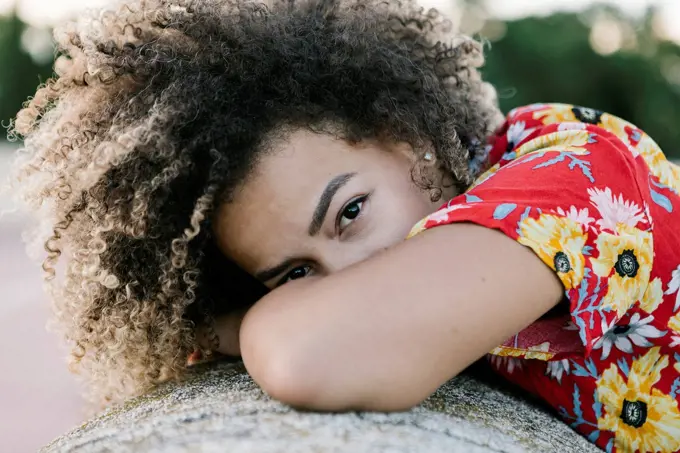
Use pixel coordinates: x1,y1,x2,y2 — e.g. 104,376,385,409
408,104,658,358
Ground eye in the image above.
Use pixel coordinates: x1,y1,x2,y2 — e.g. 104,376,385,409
338,196,365,231
279,265,311,286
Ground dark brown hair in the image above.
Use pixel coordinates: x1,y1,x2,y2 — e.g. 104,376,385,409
9,0,502,405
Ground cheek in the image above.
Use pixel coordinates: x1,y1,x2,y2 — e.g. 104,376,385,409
390,182,437,228
364,187,434,249
329,199,419,270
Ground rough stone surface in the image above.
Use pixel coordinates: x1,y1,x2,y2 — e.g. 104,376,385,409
42,361,601,453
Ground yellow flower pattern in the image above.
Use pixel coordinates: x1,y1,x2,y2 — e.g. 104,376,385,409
518,213,587,290
590,224,654,317
637,134,680,194
533,103,580,124
640,278,664,313
592,112,639,154
407,104,680,452
532,102,680,196
669,313,680,334
490,342,555,361
597,348,680,453
513,129,591,160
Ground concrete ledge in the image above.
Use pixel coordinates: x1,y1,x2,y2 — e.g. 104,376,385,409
42,361,600,453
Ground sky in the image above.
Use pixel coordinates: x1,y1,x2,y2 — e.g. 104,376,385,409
1,0,679,43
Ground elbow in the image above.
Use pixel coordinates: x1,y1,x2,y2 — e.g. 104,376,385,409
239,297,325,409
237,283,431,413
244,349,423,412
249,352,322,409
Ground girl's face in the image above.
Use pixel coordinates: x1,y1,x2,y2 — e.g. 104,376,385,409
214,130,453,289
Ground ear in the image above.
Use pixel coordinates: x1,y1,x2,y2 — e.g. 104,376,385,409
391,141,456,202
391,141,436,168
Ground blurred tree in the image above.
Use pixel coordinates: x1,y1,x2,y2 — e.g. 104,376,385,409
0,10,53,138
479,6,680,156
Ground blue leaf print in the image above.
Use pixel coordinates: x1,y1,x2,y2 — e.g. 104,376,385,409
592,389,602,419
566,155,595,183
511,151,549,167
493,203,517,220
532,151,595,183
650,189,673,213
576,275,589,308
534,153,567,169
588,430,600,443
465,194,483,203
558,386,600,430
515,207,532,236
585,358,599,378
587,133,598,144
591,275,601,296
651,178,668,189
587,279,602,319
572,385,584,419
572,359,599,379
575,317,589,346
606,438,614,453
651,176,679,195
572,361,590,378
582,245,593,256
617,358,630,378
670,377,680,399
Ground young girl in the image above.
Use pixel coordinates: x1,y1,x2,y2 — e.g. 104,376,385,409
9,0,680,451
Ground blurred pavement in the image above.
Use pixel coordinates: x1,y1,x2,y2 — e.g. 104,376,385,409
0,146,84,453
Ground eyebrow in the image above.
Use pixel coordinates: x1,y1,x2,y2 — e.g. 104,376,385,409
254,172,357,284
308,172,356,236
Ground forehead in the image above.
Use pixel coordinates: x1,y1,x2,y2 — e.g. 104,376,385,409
214,130,379,269
246,130,378,213
260,129,381,176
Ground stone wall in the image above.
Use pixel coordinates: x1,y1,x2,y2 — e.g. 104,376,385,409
42,361,601,453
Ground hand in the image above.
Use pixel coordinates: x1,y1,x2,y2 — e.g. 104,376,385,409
199,307,249,357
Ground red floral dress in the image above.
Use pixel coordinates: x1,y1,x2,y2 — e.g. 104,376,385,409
407,104,680,453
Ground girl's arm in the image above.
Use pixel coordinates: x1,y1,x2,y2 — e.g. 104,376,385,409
233,223,563,412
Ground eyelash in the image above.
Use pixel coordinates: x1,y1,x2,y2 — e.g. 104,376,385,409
277,194,369,286
278,265,312,286
336,194,367,234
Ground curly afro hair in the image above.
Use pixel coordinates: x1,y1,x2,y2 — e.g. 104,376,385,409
8,0,502,406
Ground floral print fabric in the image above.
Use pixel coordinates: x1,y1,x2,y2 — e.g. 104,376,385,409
408,104,680,452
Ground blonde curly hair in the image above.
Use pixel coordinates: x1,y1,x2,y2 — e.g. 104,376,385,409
8,0,502,406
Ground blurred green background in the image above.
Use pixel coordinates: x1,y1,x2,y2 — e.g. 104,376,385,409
1,0,680,155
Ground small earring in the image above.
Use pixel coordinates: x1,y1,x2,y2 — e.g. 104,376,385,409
424,152,433,162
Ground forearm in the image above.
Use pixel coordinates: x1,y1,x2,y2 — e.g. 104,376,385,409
239,224,563,412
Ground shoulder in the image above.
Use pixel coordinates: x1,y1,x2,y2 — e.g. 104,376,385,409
475,103,661,193
410,103,675,355
478,103,655,179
